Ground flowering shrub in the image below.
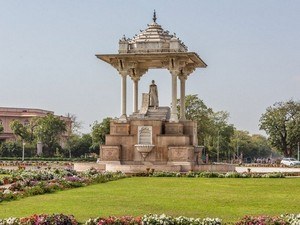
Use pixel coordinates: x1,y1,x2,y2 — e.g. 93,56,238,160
20,214,78,225
142,214,174,225
235,215,288,225
282,214,300,225
144,214,222,225
142,214,222,225
146,171,286,179
85,216,141,225
0,214,77,225
84,214,221,225
0,217,20,225
0,214,299,225
0,168,125,203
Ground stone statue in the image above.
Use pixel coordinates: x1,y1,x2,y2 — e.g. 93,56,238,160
149,80,159,109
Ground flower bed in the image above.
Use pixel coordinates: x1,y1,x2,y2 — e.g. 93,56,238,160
0,214,77,225
144,171,287,178
0,168,125,203
235,214,300,225
1,214,298,225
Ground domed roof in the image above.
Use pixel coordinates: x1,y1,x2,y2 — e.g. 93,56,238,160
119,11,188,53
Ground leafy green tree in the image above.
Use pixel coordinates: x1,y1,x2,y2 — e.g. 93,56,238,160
208,111,234,161
65,133,93,158
65,113,82,135
260,100,300,157
34,114,67,156
230,129,278,160
177,94,214,145
0,141,22,157
177,95,235,162
10,119,37,143
91,117,111,149
0,124,3,134
250,134,275,158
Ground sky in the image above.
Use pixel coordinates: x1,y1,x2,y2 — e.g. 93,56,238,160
0,1,299,135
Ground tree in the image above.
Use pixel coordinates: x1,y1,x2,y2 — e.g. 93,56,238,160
65,113,82,135
259,100,300,157
177,94,214,145
65,133,93,158
0,141,22,157
34,114,67,156
0,124,3,134
230,130,275,160
10,119,37,143
177,95,235,162
91,117,111,149
209,111,234,161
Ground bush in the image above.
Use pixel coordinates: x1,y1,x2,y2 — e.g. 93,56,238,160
199,172,220,178
282,214,300,225
142,214,222,225
0,217,20,225
262,173,285,178
0,169,125,204
235,215,288,225
20,214,78,225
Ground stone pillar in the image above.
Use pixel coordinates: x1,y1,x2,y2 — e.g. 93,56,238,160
133,79,139,113
179,76,187,120
120,73,127,121
37,142,43,156
129,67,147,114
170,71,178,122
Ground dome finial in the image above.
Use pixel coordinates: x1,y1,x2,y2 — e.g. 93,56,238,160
153,10,157,23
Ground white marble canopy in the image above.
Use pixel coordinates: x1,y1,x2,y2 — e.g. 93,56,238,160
96,11,207,122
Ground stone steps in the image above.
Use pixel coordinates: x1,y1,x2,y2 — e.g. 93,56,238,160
129,107,170,120
146,107,170,120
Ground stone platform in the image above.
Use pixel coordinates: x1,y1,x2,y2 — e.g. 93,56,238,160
99,112,200,172
105,164,181,173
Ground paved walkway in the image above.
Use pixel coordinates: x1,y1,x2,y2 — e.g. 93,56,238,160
236,166,300,173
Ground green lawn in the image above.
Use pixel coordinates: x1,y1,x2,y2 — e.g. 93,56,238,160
0,177,299,223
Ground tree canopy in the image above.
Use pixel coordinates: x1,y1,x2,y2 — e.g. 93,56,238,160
10,119,38,143
177,94,235,161
260,100,300,157
34,114,67,156
91,117,111,149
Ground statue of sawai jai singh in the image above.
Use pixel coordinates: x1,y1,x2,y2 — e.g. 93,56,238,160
149,80,159,109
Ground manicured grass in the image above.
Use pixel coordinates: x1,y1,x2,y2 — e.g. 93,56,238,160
0,177,299,223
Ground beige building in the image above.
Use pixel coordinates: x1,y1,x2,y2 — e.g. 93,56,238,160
0,107,71,150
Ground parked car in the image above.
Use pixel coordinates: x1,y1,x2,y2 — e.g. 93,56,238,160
280,158,300,166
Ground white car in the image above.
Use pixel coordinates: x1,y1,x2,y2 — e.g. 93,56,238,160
280,158,300,166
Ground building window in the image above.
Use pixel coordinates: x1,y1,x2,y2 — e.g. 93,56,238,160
24,119,29,126
0,120,2,125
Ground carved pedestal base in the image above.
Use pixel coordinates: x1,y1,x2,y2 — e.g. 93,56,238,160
165,123,183,135
100,145,121,163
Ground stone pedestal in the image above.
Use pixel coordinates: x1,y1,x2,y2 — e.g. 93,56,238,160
168,146,195,162
165,122,183,135
100,145,121,163
100,116,199,172
110,123,130,135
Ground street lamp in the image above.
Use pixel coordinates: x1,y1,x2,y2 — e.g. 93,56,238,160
22,141,25,161
298,141,300,161
217,130,220,163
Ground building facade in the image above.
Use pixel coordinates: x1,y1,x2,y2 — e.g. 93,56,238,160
0,107,71,150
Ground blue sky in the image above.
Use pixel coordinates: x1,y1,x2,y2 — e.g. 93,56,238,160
0,1,299,134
